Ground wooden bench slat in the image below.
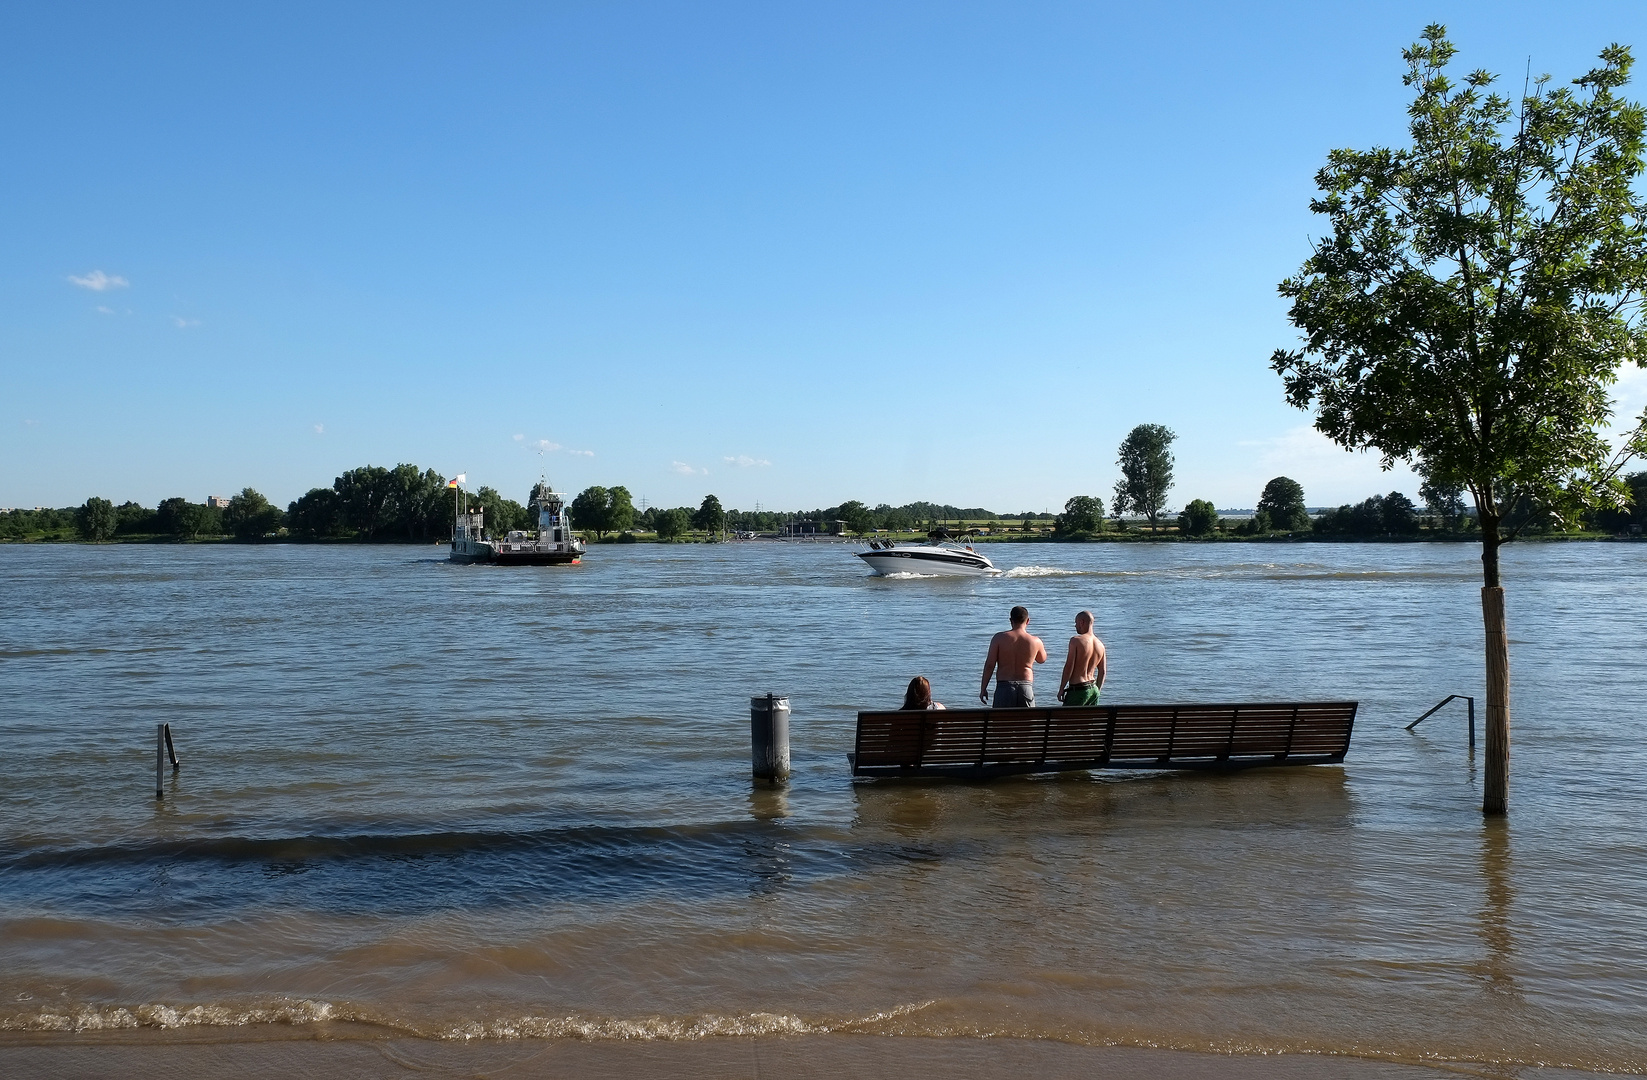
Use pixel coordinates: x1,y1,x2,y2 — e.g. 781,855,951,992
851,701,1355,777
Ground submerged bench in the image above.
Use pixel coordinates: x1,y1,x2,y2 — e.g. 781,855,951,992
849,701,1357,778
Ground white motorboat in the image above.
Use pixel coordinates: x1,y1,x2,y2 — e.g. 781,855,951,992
856,530,1001,577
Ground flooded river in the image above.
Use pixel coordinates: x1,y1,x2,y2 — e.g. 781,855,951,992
1,540,1644,1072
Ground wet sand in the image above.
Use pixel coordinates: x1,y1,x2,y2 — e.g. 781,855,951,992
3,1034,1636,1080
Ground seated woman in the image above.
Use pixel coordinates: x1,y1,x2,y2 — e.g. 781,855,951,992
902,675,946,710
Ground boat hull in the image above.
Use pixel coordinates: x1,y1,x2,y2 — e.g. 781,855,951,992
858,550,999,577
449,539,495,564
451,539,584,565
493,550,582,565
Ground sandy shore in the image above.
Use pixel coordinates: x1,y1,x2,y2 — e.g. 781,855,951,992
1,1034,1637,1080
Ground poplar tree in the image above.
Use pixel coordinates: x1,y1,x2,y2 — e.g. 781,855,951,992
1112,424,1177,531
1272,26,1647,814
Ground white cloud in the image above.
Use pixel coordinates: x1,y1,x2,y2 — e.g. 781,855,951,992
533,439,561,452
723,454,771,468
513,434,524,441
569,449,595,457
96,305,114,315
69,270,128,291
172,316,200,329
312,423,325,435
1227,424,1417,506
671,460,708,475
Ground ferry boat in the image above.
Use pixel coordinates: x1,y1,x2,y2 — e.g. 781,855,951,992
450,480,585,566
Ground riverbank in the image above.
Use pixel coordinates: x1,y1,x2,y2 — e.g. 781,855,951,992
2,530,1638,545
2,1034,1626,1080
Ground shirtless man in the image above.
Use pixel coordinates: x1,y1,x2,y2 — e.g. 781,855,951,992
979,606,1047,707
1056,610,1107,706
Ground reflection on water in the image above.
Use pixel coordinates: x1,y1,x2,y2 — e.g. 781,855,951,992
1,541,1645,1071
1476,819,1517,1002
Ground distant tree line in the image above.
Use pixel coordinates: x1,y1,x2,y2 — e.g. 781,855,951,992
7,465,1644,544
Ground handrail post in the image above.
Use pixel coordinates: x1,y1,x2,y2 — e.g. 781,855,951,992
1406,695,1476,749
155,723,165,799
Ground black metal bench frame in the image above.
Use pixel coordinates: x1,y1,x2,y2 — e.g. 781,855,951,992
849,701,1357,778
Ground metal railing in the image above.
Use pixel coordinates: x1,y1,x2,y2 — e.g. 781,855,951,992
156,722,180,798
1406,695,1475,748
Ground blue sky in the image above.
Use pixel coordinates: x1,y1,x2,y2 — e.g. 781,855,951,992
4,1,1646,513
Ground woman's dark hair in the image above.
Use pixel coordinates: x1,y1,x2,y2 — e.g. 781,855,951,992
903,676,932,710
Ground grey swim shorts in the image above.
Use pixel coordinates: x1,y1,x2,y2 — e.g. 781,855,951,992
993,680,1035,708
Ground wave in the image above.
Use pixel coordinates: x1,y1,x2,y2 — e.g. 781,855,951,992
5,998,1640,1072
0,997,936,1041
1003,566,1083,577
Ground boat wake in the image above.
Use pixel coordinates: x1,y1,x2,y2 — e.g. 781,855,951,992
1003,565,1084,577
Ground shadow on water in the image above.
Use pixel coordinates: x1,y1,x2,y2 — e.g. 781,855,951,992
846,765,1356,852
0,819,865,919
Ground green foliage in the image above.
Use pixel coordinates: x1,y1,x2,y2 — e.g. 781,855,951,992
692,494,726,535
471,486,529,536
155,497,218,539
1256,477,1310,531
1054,495,1104,537
653,507,691,540
1420,479,1469,531
569,485,634,538
385,465,452,540
835,499,873,535
570,486,610,537
333,466,395,540
1177,498,1220,537
223,488,284,539
1591,470,1647,531
1314,492,1422,536
607,485,635,534
76,497,117,541
1112,424,1176,531
1272,26,1647,583
287,488,344,539
115,501,155,535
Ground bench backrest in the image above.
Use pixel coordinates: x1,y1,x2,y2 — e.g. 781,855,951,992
852,701,1356,776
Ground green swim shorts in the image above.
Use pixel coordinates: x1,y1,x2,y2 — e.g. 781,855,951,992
1063,682,1100,706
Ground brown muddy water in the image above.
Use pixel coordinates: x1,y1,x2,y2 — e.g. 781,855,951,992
0,541,1643,1072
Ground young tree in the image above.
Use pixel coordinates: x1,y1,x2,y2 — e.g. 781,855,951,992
1272,27,1647,814
76,497,117,541
1112,424,1177,531
1054,495,1104,536
1256,476,1310,532
693,494,726,536
1177,499,1220,537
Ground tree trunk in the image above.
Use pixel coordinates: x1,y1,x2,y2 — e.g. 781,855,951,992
1479,516,1509,815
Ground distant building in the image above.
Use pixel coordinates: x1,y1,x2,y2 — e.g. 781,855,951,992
206,495,232,508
